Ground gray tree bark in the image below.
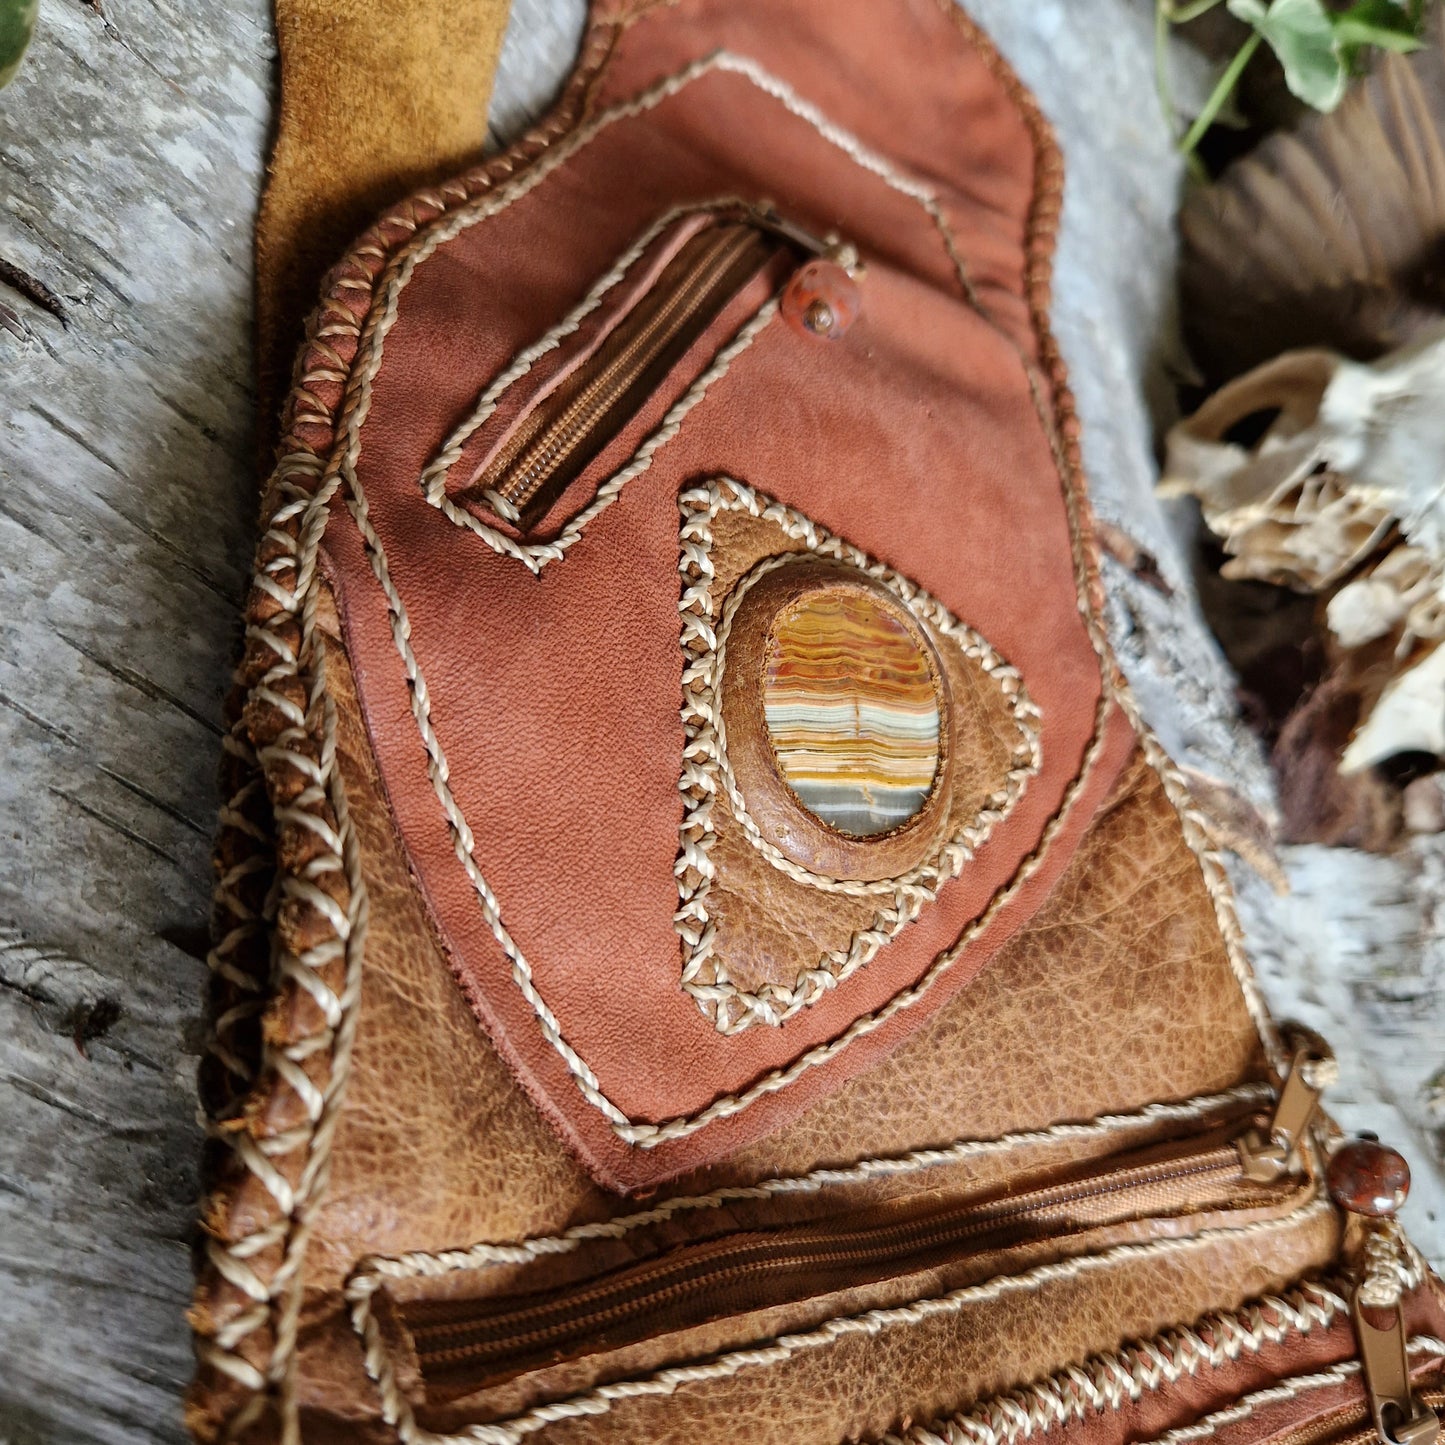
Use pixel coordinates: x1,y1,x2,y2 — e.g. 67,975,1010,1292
0,3,1438,1442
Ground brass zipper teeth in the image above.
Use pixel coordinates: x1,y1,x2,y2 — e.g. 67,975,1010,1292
404,1127,1296,1392
1274,1405,1374,1445
1259,1388,1445,1445
479,221,776,525
417,1147,1241,1350
497,228,741,507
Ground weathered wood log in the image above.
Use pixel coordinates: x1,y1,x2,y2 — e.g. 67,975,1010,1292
0,3,1439,1442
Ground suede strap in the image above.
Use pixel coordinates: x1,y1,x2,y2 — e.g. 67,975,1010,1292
256,0,515,449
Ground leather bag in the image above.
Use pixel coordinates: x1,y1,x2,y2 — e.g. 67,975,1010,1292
186,2,1445,1442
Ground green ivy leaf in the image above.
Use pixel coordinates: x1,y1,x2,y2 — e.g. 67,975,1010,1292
0,0,38,90
1228,0,1349,111
1333,0,1425,64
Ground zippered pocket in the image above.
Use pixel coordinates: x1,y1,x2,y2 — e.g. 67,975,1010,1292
878,1281,1445,1445
1132,1353,1445,1445
878,1128,1444,1445
426,203,857,548
1260,1393,1445,1445
473,219,777,530
371,1112,1312,1407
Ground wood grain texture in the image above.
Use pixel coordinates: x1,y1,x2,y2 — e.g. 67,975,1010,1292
0,3,1438,1443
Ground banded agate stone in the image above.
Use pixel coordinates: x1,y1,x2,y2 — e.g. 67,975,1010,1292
761,591,941,837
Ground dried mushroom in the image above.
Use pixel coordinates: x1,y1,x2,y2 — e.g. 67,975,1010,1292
1161,331,1445,844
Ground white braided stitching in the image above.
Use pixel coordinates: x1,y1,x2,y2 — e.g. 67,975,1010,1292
189,24,616,1431
194,13,1292,1434
888,1296,1445,1445
675,479,1042,1032
351,1082,1270,1282
330,46,1119,1145
1135,1339,1445,1445
345,1199,1333,1444
346,455,1115,1146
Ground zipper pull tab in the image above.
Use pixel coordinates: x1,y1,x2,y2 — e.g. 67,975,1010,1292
1330,1136,1438,1445
1237,1034,1333,1182
750,203,860,271
1353,1293,1438,1445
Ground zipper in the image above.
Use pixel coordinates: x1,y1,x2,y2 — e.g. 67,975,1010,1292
400,1122,1300,1400
1323,1121,1441,1445
474,218,781,531
1237,1038,1329,1184
1270,1391,1444,1445
1354,1301,1441,1445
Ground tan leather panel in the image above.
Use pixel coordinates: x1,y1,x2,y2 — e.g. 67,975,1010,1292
290,1268,1438,1445
498,1205,1340,1445
706,811,879,1000
281,601,1318,1441
691,496,1029,1012
715,747,1271,1184
287,1201,1339,1443
383,1183,1324,1426
305,593,605,1290
256,0,511,443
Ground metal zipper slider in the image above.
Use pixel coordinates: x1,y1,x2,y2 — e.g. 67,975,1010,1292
1329,1135,1437,1445
750,203,861,272
1353,1293,1439,1445
1237,1036,1332,1182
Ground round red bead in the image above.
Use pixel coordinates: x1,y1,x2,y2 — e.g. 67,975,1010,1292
782,260,861,340
1326,1138,1411,1218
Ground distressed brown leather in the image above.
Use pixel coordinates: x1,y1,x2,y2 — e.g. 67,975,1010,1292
302,602,1277,1284
316,0,1127,1189
189,0,1443,1441
239,602,1341,1440
280,1275,1445,1445
1043,1282,1445,1445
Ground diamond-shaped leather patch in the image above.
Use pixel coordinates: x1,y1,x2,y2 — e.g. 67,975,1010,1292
675,479,1041,1033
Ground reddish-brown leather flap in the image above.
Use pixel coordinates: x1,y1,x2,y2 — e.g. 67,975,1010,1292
317,0,1131,1190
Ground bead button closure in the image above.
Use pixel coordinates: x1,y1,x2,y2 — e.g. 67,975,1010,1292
782,259,861,339
1327,1137,1411,1218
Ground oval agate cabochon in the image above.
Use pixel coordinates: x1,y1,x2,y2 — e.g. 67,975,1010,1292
762,589,942,837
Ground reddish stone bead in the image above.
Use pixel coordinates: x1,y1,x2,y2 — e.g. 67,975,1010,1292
782,259,861,340
1326,1138,1411,1218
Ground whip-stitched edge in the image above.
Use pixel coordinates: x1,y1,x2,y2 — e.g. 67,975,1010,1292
886,1296,1445,1445
344,1199,1333,1445
675,478,1042,1033
187,22,621,1443
189,2,1289,1438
